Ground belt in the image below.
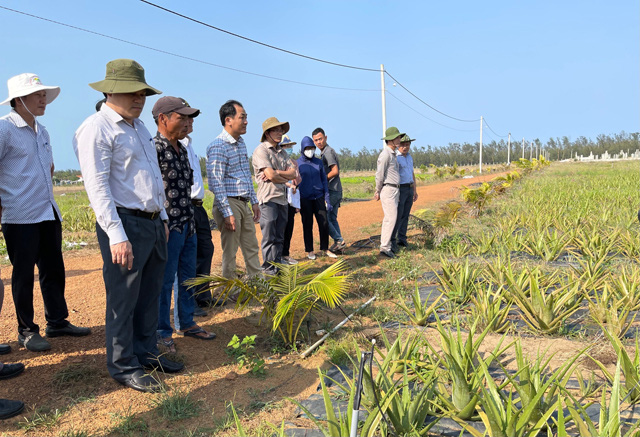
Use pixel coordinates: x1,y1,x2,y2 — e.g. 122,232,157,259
228,195,250,203
384,183,400,188
116,207,161,220
191,199,203,207
400,183,413,188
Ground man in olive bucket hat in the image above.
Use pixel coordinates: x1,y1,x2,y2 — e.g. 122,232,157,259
74,59,183,393
375,126,404,258
252,117,298,275
0,73,91,353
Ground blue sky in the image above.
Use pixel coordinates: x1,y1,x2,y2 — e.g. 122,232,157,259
0,1,637,170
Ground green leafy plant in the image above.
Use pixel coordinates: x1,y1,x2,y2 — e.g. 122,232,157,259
587,283,638,338
433,257,481,306
460,182,494,216
469,284,512,334
226,334,265,376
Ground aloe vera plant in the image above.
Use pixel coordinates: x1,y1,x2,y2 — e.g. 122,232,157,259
509,268,583,334
520,228,570,261
395,284,442,326
469,284,513,334
433,257,481,305
431,317,512,420
587,282,638,338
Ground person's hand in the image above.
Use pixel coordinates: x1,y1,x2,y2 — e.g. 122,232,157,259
164,222,169,241
257,172,269,182
224,215,236,232
292,185,297,194
374,192,380,201
296,208,300,213
252,203,261,223
326,202,333,213
110,240,134,270
413,191,418,202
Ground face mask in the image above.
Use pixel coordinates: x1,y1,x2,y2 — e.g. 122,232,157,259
304,149,315,159
285,147,293,156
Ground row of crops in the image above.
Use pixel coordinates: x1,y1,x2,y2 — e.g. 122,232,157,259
307,161,640,436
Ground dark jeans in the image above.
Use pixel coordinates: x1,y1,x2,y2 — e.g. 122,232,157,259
2,215,68,336
158,223,197,339
193,205,214,305
391,185,414,250
282,205,297,257
327,190,343,243
259,202,288,271
300,197,329,252
97,214,167,381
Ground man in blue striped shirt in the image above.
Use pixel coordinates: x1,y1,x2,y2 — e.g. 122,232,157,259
207,100,262,281
0,73,90,353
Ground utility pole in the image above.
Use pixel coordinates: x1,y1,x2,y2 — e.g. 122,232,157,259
380,64,387,148
522,138,525,159
507,132,511,165
479,116,483,173
530,142,533,160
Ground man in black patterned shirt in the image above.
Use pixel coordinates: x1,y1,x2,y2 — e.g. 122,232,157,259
152,97,215,352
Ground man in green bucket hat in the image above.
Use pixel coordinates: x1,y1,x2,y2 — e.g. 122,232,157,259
74,59,183,393
375,127,404,258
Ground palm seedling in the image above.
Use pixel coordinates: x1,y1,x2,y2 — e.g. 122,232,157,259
460,182,495,216
394,284,443,326
509,268,583,335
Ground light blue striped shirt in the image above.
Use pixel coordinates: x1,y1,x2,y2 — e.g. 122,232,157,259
0,110,61,224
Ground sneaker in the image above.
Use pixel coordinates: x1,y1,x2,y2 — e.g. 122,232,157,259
380,250,396,259
18,333,51,352
307,252,316,260
325,250,337,258
45,323,91,338
282,256,298,265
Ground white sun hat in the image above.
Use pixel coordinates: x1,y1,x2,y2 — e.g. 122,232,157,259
0,73,60,106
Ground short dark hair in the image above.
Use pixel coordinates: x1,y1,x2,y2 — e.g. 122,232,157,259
312,127,325,137
9,98,15,109
95,98,106,112
219,100,243,126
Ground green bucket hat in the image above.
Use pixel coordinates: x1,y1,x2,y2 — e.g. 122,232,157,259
89,59,162,96
400,134,416,143
382,126,405,141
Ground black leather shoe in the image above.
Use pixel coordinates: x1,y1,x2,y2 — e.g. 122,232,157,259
119,372,162,393
141,357,184,374
18,333,51,352
0,399,24,420
380,250,396,258
193,306,208,317
0,363,25,381
45,323,91,338
0,344,10,355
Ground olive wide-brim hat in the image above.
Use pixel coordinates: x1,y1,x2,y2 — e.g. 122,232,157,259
382,126,405,141
261,116,290,142
89,59,161,96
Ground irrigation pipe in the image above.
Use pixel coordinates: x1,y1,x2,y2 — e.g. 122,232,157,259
300,296,377,358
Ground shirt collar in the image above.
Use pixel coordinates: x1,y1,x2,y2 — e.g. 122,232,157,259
8,110,41,130
155,132,186,154
99,103,143,128
219,129,244,146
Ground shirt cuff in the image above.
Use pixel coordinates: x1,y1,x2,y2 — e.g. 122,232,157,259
106,225,128,246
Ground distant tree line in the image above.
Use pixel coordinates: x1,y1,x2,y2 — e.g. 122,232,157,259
335,130,640,171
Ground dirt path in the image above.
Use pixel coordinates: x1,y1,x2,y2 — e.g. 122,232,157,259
0,171,503,435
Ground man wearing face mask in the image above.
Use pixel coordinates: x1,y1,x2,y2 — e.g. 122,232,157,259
280,135,301,265
297,137,337,260
252,117,297,275
375,127,404,258
0,73,91,353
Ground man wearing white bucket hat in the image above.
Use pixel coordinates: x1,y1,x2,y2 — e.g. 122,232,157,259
0,73,91,353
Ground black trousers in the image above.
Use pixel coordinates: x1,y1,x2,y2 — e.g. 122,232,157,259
2,215,68,335
282,205,297,257
193,204,214,306
391,185,414,249
97,214,167,381
300,197,329,252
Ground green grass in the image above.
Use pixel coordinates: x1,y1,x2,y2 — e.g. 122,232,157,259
108,408,149,435
150,385,202,422
18,407,64,431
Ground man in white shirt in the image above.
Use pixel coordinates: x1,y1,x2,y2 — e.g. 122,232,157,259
74,59,182,393
0,73,90,352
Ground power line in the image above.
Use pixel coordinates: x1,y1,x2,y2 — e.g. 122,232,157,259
0,6,378,92
384,70,480,123
386,91,478,133
139,0,380,72
483,118,508,138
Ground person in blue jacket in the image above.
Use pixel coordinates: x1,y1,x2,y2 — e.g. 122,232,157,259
296,137,338,260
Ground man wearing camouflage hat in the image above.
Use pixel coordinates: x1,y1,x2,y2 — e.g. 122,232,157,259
74,59,182,393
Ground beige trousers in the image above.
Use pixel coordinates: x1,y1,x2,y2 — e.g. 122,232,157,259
379,185,399,252
212,197,262,279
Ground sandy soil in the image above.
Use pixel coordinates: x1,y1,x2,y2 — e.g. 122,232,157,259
0,172,507,436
